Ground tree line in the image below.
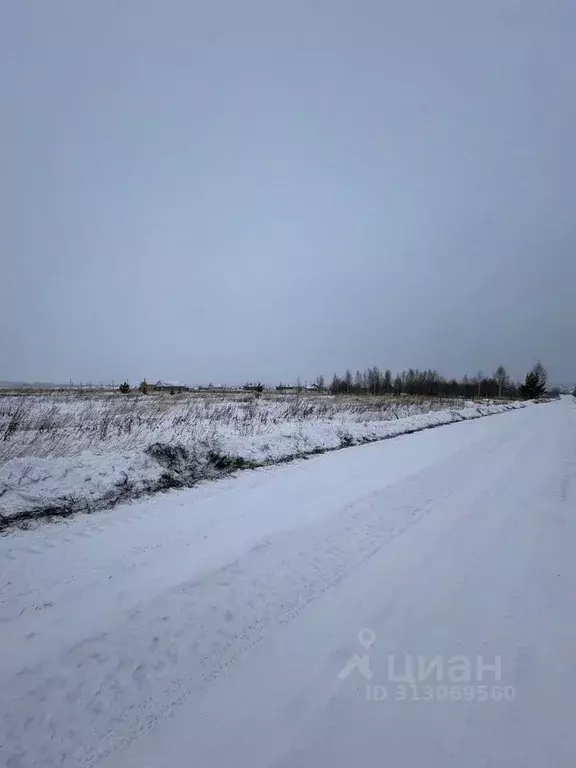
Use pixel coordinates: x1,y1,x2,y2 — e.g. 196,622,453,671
320,363,551,400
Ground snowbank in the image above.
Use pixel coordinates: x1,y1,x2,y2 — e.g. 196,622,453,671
0,400,526,527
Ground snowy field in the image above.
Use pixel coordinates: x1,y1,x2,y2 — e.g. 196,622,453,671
0,391,526,526
0,397,573,767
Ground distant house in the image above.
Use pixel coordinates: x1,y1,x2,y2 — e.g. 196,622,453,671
153,380,188,393
242,382,264,393
275,382,322,393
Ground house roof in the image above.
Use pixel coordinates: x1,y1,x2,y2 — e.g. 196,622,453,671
154,380,183,387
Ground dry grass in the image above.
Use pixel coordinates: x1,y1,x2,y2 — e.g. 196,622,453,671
0,389,470,464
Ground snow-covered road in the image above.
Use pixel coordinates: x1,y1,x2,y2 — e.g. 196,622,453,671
1,397,576,767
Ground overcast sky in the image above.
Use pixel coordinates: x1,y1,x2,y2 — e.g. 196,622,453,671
1,1,575,386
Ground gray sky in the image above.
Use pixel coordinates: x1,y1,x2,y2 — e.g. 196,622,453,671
2,0,575,386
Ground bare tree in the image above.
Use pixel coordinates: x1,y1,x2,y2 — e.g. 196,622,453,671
383,369,392,394
344,369,353,394
475,370,483,399
494,365,508,398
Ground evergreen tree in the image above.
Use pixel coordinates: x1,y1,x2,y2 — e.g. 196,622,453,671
519,363,547,399
533,361,548,388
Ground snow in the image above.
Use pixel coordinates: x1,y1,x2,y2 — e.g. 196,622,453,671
0,397,526,521
0,451,161,517
1,396,574,766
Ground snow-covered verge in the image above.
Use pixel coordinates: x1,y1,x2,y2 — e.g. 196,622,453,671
0,395,527,528
0,398,571,768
